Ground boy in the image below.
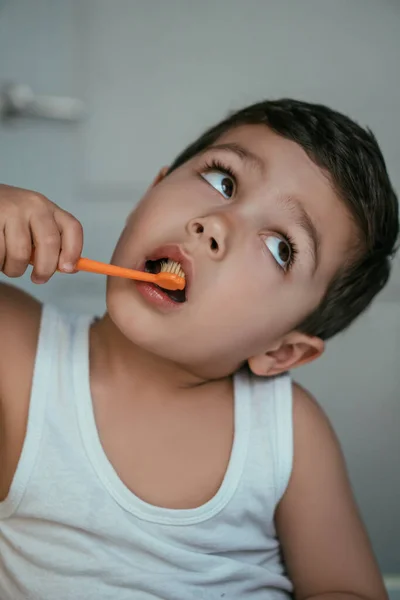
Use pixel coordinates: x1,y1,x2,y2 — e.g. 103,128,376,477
0,99,398,599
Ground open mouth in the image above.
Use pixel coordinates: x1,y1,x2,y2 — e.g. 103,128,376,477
144,258,187,303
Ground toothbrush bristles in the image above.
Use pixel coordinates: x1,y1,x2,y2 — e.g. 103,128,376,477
160,259,185,279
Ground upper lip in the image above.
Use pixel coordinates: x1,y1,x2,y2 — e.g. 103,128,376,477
144,244,193,297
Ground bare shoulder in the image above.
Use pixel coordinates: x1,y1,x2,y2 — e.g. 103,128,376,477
0,282,42,501
289,381,346,500
291,381,338,447
292,380,329,420
275,381,387,600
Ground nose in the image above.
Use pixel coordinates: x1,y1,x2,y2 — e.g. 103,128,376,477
187,215,229,260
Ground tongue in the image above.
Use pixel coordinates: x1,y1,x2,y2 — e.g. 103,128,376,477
163,287,186,303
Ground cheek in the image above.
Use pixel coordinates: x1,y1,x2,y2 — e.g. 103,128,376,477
197,262,314,345
130,186,198,235
111,195,184,260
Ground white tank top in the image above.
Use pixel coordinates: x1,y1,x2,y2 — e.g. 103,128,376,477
0,305,294,599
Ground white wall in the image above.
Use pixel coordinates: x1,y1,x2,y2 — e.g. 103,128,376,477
1,0,399,574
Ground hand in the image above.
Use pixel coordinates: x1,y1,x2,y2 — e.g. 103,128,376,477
0,184,83,283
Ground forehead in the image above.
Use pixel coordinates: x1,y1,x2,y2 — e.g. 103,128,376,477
211,124,357,282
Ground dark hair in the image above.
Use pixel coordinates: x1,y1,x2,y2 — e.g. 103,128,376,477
168,99,399,340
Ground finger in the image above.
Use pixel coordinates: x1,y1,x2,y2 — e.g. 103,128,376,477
54,210,83,272
30,213,61,283
3,217,32,278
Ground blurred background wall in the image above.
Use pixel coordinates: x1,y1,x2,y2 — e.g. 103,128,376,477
0,0,399,590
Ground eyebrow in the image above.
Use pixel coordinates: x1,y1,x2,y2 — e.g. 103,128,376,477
280,196,321,272
203,141,321,271
206,142,265,173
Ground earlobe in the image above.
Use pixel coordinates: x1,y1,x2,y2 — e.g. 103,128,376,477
247,353,276,377
248,333,324,377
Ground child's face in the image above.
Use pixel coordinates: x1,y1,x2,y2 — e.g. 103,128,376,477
107,125,355,379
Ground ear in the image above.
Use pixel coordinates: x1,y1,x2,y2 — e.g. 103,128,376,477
151,166,170,188
248,332,324,377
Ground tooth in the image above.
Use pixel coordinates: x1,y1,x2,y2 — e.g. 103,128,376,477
160,259,186,279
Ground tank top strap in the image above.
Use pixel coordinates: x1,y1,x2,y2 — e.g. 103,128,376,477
0,304,92,519
246,371,294,506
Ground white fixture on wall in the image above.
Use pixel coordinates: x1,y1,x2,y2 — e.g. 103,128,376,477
0,82,85,123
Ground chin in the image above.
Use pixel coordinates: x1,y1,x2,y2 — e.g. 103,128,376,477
105,278,247,379
105,279,185,358
106,283,157,343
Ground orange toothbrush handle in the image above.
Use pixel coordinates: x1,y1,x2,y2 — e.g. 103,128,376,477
75,258,185,290
29,252,185,291
76,258,156,282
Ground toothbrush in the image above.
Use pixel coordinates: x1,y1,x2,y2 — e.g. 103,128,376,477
29,252,185,291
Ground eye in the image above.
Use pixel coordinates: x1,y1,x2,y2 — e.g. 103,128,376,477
201,170,235,199
265,234,294,270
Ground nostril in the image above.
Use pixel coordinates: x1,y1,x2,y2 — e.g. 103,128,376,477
195,223,204,234
210,238,219,252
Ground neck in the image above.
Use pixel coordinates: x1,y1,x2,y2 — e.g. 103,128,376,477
90,313,217,396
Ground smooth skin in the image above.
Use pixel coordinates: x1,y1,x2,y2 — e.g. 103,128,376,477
0,125,388,600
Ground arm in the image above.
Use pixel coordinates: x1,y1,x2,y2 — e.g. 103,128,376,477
275,384,388,600
0,284,42,500
0,184,84,500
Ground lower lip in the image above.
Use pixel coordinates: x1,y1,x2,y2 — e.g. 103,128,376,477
135,281,184,310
